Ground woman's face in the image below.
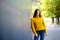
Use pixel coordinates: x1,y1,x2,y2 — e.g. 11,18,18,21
37,10,40,16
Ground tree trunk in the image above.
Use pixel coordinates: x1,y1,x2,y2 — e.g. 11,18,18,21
51,17,54,24
56,16,59,25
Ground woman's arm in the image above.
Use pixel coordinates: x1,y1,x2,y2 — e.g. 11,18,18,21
42,18,48,35
31,18,37,36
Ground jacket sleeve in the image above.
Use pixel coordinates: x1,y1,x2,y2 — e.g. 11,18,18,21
31,18,37,35
42,18,48,34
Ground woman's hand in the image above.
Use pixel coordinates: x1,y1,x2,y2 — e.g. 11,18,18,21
35,33,38,37
46,34,47,36
45,33,47,36
45,30,48,36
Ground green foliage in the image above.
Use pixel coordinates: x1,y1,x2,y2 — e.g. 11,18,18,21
39,0,60,17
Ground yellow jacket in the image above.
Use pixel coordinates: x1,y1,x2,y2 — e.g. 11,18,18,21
31,16,47,35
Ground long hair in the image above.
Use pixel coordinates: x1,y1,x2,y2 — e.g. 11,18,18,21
33,9,41,18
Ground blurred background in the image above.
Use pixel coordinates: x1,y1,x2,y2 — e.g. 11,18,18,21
0,0,32,40
0,0,60,40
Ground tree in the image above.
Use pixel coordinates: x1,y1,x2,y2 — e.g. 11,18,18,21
39,0,60,24
55,0,60,24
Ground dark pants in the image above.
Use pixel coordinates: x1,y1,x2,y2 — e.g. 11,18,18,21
34,30,45,40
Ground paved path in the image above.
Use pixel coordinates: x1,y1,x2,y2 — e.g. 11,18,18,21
44,24,60,40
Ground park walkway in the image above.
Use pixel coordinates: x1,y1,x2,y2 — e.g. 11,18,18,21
44,24,60,40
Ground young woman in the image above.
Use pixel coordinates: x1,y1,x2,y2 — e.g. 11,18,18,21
31,9,47,40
